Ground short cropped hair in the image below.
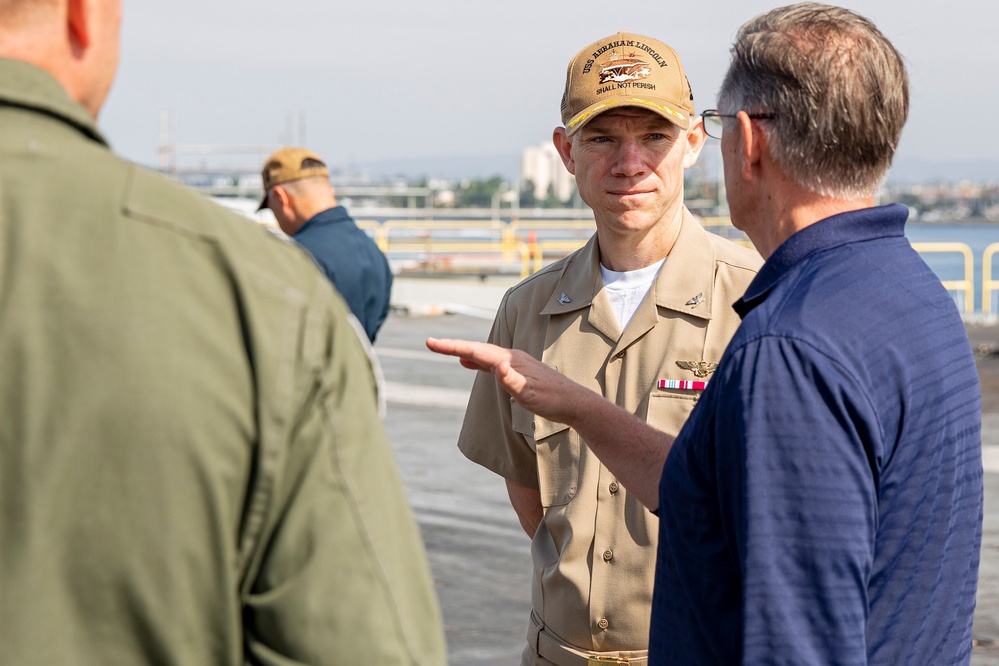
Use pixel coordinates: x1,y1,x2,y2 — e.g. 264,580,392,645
719,3,909,199
278,175,329,198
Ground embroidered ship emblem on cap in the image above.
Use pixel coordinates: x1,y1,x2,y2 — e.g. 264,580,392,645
598,54,652,84
676,360,718,378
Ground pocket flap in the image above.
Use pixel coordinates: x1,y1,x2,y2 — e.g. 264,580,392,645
511,400,570,440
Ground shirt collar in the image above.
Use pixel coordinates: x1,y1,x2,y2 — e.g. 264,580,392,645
653,207,724,319
540,207,720,321
538,234,603,315
0,58,108,147
734,203,909,319
295,205,350,235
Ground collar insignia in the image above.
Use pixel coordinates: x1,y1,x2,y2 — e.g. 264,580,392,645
558,292,571,305
686,293,704,307
676,360,719,378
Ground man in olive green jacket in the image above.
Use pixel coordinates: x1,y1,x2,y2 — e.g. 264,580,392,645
0,1,446,664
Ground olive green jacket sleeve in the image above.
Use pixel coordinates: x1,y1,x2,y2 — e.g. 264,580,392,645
238,283,446,665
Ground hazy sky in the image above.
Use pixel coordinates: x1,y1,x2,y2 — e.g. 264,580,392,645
101,0,996,178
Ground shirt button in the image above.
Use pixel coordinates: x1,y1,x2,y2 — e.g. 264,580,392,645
597,618,609,630
603,549,614,562
532,421,537,431
609,482,619,494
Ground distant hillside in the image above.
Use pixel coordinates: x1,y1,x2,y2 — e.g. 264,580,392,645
887,158,999,184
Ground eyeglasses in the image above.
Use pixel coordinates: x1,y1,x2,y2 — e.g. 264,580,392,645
701,109,775,139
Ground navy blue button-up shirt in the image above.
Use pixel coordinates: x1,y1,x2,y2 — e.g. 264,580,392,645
651,204,982,664
294,206,393,342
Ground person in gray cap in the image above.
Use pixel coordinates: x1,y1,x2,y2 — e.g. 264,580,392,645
0,1,445,663
258,147,394,342
453,30,761,665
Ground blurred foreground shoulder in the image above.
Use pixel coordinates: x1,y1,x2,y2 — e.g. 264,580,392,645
124,167,448,664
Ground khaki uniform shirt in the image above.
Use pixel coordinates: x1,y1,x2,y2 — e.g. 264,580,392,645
0,59,445,665
458,211,761,664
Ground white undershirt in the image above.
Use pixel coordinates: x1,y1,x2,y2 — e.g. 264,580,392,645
599,258,666,332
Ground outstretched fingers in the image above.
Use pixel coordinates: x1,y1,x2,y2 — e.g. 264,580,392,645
426,337,506,372
426,337,529,394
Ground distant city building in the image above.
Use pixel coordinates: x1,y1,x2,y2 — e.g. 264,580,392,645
521,141,575,203
434,189,457,207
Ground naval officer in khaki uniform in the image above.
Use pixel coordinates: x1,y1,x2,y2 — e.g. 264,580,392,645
456,31,761,665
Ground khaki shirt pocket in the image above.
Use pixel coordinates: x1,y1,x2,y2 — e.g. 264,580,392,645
647,390,701,434
512,402,580,508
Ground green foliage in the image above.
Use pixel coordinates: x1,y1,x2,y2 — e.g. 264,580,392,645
543,183,562,208
520,179,538,208
454,175,506,208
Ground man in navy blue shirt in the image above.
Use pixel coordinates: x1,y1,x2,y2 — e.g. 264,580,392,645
259,147,393,342
428,3,983,664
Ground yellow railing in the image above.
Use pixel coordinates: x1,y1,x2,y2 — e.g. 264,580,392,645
387,240,532,277
910,242,975,314
530,240,588,273
358,220,593,278
357,222,986,308
511,220,595,234
984,243,999,315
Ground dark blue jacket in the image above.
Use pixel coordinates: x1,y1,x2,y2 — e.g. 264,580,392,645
294,206,392,342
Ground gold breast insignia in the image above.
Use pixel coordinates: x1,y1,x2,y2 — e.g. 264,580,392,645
676,360,719,378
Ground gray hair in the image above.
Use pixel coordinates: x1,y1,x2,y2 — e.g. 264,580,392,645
718,3,909,199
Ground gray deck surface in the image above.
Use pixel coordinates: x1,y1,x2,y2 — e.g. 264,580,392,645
381,277,999,664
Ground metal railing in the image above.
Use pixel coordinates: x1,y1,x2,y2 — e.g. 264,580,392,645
358,219,594,278
910,242,975,315
354,220,990,313
984,243,999,315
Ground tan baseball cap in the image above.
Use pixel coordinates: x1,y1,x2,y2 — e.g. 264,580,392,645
560,31,695,135
256,147,330,211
